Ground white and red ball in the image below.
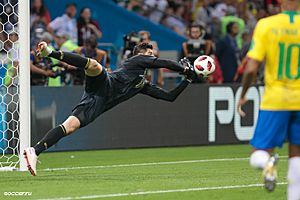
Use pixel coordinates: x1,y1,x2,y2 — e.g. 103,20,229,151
193,55,216,77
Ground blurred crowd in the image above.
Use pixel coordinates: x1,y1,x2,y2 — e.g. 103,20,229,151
1,0,109,87
0,0,281,87
116,0,281,83
29,1,109,86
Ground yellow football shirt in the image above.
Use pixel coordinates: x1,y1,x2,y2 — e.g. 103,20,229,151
247,11,300,110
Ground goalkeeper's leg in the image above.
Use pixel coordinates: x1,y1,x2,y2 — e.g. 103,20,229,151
24,116,80,176
37,41,102,77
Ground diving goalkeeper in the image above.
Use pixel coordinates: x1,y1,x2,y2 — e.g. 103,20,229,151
24,41,196,176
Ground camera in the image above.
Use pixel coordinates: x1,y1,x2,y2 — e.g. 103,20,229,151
186,38,206,63
122,32,142,59
184,23,209,64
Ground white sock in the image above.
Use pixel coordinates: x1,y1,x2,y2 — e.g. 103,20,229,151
249,150,270,169
288,156,300,200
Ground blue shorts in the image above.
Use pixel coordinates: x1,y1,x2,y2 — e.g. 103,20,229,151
250,110,300,149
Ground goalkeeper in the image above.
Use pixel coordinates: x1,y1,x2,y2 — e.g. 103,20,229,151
24,41,197,176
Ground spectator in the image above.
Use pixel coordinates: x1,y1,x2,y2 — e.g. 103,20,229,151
31,24,47,50
30,0,51,28
30,0,51,50
220,4,245,49
74,35,109,85
55,31,78,85
139,30,159,56
138,30,163,87
162,5,186,35
182,23,212,64
38,32,77,87
3,28,18,87
215,22,240,83
7,28,19,52
233,29,262,83
194,0,213,31
256,7,268,20
77,7,102,46
0,0,18,32
127,0,144,14
38,32,64,87
242,2,257,34
181,0,193,23
265,0,280,15
213,1,229,20
207,55,223,84
114,0,128,7
143,0,168,23
116,0,276,43
30,50,55,86
182,23,212,83
56,31,78,52
240,30,252,60
210,11,222,41
112,0,280,84
47,3,78,44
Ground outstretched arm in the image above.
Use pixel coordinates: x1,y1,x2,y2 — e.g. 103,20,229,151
140,80,189,102
137,55,186,73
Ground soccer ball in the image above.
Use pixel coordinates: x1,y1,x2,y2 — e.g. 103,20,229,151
193,55,216,77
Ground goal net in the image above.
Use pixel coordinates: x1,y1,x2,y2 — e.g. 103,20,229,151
0,0,30,171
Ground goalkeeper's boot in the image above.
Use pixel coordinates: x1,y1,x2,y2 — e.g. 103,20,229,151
263,154,279,192
36,41,52,57
24,147,38,176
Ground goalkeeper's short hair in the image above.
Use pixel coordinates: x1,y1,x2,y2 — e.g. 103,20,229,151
133,42,153,55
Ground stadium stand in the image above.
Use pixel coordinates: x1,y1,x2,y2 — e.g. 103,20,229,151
21,0,280,86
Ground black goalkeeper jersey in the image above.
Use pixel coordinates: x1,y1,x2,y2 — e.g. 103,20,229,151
104,55,186,110
72,55,188,127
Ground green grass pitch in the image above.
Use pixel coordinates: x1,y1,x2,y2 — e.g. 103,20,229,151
0,144,289,200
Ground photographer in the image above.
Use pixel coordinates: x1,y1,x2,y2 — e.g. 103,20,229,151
32,32,77,86
182,23,212,83
122,32,142,60
74,35,109,85
30,50,55,86
138,30,163,87
182,23,212,64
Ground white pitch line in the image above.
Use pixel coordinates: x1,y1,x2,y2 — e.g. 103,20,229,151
42,156,288,172
42,157,249,171
37,182,287,200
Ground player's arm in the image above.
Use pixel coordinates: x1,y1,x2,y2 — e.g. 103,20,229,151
137,55,197,81
30,53,55,77
237,58,261,116
138,55,185,73
140,80,189,102
237,19,266,117
30,60,55,77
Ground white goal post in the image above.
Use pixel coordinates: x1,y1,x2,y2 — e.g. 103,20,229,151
19,0,31,172
0,0,30,171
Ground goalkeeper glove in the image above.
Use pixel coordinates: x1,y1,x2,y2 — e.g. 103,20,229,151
179,57,197,82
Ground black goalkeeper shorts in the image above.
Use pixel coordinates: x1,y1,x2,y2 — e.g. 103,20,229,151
71,70,111,128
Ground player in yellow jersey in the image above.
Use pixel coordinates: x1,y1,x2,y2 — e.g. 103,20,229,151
237,0,300,198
